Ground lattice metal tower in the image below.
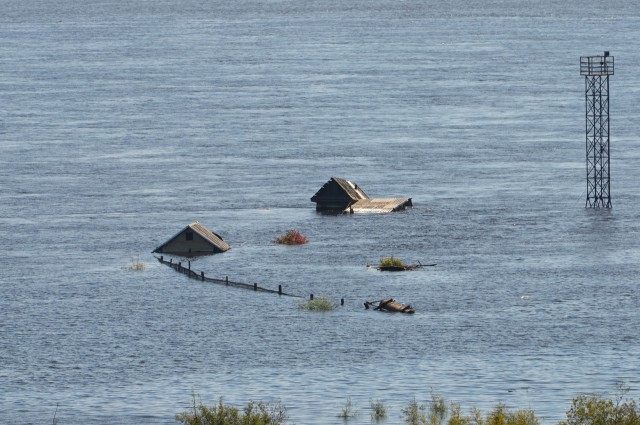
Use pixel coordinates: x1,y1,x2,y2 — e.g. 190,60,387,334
580,51,614,208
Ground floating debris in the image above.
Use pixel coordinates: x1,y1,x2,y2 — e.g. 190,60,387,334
364,298,415,314
367,257,435,271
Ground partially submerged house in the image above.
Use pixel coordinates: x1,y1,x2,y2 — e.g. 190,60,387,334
310,177,412,213
153,221,230,256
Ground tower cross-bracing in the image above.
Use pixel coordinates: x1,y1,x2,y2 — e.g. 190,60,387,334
580,52,614,208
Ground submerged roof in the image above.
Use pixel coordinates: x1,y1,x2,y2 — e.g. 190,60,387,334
311,176,412,213
188,222,230,251
330,177,369,201
153,221,230,254
348,198,413,213
311,176,368,204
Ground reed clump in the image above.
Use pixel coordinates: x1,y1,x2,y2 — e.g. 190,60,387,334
402,398,426,425
124,256,145,271
559,384,640,425
337,397,357,419
396,388,640,425
273,229,309,245
379,255,405,267
298,296,336,312
175,386,640,425
400,392,540,425
370,399,388,421
176,396,288,425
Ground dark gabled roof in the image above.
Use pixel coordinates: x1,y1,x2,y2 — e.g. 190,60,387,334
153,221,230,253
311,176,412,213
311,176,369,203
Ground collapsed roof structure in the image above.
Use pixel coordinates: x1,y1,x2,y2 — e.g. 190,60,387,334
310,177,412,213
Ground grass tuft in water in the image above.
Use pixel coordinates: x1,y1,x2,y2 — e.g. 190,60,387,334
484,403,540,425
337,397,357,420
402,398,427,425
400,393,540,425
124,256,145,271
173,386,640,425
298,296,336,312
429,391,448,425
176,394,289,425
370,399,388,422
379,256,405,267
447,403,487,425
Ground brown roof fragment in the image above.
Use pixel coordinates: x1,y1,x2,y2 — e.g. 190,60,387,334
347,198,413,213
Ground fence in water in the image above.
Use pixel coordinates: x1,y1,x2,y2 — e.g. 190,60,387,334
154,255,344,305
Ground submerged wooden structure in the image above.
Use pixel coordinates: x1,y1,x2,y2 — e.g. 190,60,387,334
153,221,230,256
310,177,412,213
364,298,415,314
367,263,435,271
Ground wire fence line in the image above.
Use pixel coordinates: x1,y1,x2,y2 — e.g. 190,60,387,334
154,255,304,298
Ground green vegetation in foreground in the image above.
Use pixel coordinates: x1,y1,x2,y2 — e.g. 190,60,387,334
369,398,388,421
337,397,357,419
176,396,288,425
401,398,424,425
559,385,640,425
399,392,539,425
379,255,405,267
298,296,336,312
176,387,640,425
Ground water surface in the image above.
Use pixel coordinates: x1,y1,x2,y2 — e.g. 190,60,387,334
1,1,639,424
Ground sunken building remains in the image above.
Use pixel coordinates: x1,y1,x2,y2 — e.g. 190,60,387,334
153,221,230,256
311,177,412,213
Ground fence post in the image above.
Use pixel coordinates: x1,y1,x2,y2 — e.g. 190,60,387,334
341,298,344,306
278,285,282,295
254,283,257,291
169,258,172,265
201,271,204,281
310,294,314,300
225,276,228,286
178,261,181,272
160,255,163,262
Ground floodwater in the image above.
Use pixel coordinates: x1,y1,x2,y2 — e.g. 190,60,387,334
1,1,639,424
